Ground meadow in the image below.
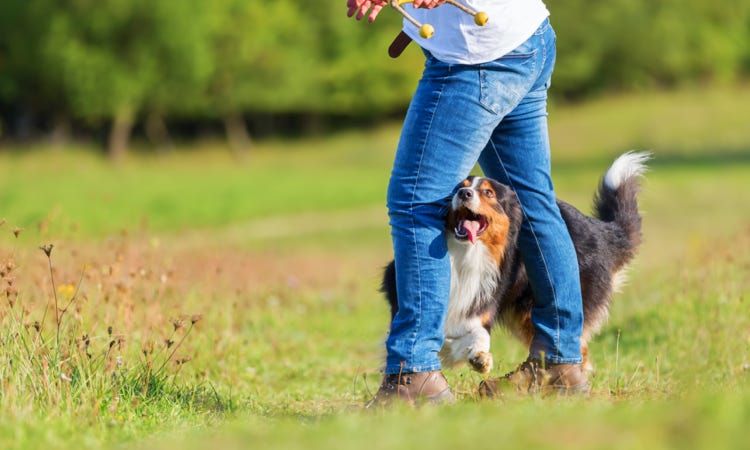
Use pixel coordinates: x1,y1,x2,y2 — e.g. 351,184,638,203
0,86,749,450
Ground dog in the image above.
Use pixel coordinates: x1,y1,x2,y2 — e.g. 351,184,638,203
381,152,649,374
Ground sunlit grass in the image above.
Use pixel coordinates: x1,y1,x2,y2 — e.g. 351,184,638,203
0,86,748,450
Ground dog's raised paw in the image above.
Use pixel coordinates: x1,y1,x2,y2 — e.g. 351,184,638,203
469,351,493,374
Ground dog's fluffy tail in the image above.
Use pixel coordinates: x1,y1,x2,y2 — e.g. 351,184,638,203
594,151,650,254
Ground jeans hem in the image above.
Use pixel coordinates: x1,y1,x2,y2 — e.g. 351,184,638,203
384,363,442,375
534,355,583,365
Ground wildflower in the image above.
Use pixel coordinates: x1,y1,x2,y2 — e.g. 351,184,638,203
175,356,192,365
13,227,23,238
172,318,186,331
39,243,53,256
2,260,14,275
190,314,203,325
57,284,76,300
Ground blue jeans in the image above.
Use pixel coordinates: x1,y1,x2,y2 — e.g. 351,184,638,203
384,19,583,374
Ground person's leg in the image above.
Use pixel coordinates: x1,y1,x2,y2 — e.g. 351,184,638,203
477,20,586,368
371,55,506,406
479,117,584,364
384,54,499,379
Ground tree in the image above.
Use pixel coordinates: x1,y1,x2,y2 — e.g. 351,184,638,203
139,1,216,152
201,0,314,154
39,0,216,158
0,0,71,145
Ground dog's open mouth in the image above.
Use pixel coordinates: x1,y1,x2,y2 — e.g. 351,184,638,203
453,209,488,244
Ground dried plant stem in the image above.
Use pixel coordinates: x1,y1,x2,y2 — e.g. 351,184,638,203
39,245,85,358
154,323,195,375
60,267,86,318
39,245,61,348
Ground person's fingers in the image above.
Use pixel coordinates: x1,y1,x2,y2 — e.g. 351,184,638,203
346,0,371,20
346,0,360,17
346,0,386,22
367,3,384,22
358,3,370,20
414,0,444,8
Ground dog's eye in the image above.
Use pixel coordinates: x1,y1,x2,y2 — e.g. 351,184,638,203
483,189,495,198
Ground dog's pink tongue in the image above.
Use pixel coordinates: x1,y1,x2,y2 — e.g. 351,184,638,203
460,220,481,244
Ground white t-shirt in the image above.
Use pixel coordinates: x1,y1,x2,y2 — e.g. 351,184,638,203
402,0,549,65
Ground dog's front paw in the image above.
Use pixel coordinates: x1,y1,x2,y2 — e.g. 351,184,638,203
468,351,493,375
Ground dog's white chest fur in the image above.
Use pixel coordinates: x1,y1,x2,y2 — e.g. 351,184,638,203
445,239,498,337
445,239,499,330
440,239,499,372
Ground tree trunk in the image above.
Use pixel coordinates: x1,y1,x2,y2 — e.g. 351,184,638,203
108,107,134,160
145,111,173,154
303,114,326,136
49,113,71,150
223,113,252,158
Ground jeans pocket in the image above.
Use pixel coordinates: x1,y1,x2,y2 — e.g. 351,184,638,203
479,50,537,116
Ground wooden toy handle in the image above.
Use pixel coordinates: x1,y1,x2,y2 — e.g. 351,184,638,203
392,0,488,38
387,0,489,57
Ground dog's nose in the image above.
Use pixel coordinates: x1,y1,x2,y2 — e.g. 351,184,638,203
457,188,474,201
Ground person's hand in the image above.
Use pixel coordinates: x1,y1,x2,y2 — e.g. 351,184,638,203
347,0,447,23
347,0,388,23
412,0,447,9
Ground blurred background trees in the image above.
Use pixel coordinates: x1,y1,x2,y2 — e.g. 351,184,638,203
0,0,748,157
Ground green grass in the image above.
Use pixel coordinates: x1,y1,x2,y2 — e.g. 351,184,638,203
0,140,390,237
2,85,749,239
0,86,749,450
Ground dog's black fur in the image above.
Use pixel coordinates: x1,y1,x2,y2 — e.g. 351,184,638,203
380,153,648,370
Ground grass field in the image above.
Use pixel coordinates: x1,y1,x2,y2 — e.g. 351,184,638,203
0,86,749,450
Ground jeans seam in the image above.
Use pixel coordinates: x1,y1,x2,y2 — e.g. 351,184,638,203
515,24,563,360
486,139,562,360
405,73,447,371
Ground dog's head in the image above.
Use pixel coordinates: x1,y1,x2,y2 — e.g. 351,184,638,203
447,176,521,257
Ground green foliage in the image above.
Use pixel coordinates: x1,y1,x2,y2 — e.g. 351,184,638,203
38,0,215,121
0,0,749,145
550,0,750,96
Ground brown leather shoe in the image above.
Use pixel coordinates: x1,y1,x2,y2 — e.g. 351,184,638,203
366,370,455,407
478,358,590,398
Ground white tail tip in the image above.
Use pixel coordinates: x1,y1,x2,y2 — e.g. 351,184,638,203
604,151,651,190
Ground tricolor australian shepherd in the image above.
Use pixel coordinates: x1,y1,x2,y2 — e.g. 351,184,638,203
382,152,649,374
